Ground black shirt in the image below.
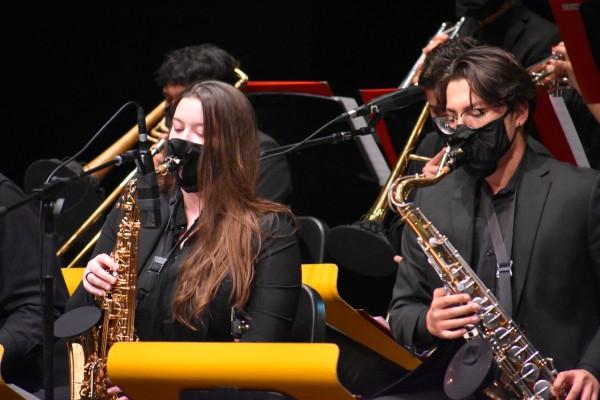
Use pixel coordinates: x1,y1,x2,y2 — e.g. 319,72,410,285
472,149,526,294
68,192,302,343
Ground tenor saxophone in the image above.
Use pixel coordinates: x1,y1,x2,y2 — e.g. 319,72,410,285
66,157,180,400
388,149,558,400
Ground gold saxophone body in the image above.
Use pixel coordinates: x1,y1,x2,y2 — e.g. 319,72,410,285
388,151,559,400
66,157,180,400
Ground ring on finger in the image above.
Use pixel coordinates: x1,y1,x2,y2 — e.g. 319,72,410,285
85,271,94,282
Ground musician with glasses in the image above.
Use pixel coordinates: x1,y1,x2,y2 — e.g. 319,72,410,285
383,45,600,399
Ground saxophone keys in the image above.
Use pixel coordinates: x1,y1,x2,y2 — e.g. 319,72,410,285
428,236,444,247
508,345,525,363
533,379,553,400
493,326,513,347
521,362,540,382
456,277,475,295
482,311,501,329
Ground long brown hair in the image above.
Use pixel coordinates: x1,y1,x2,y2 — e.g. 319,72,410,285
172,80,288,329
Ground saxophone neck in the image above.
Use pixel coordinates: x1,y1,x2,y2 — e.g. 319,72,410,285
155,155,181,175
389,145,462,208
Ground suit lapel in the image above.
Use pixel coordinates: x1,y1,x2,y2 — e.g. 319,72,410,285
512,152,551,313
502,7,527,54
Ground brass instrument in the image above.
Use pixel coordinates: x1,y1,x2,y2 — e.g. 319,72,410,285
528,53,570,97
388,148,559,400
59,67,249,268
58,140,166,268
326,18,465,278
65,157,179,400
85,103,166,181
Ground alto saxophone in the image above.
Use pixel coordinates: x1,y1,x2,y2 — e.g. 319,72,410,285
66,156,180,400
388,148,558,400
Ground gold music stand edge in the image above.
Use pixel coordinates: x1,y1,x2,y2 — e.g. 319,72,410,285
107,342,355,400
301,263,420,370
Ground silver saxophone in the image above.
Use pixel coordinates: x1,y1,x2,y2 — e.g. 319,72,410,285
388,147,560,400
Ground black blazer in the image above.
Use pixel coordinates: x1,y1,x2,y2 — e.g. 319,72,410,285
388,149,600,378
464,3,561,68
0,174,68,391
257,130,293,204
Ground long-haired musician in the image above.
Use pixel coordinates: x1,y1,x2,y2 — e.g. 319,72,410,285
67,81,302,399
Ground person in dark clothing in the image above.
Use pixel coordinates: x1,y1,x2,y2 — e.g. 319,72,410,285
154,44,293,203
67,81,301,398
456,0,560,68
0,174,68,392
383,46,600,399
547,41,600,169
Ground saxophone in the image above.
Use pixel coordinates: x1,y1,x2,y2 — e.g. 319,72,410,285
388,148,558,400
66,157,180,400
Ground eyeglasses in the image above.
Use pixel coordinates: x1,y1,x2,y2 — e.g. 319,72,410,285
433,107,498,135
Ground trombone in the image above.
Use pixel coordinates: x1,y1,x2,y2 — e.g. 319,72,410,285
366,16,465,225
58,67,250,268
528,53,570,97
326,18,465,277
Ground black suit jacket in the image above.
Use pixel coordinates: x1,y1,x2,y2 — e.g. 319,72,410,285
0,174,68,391
462,3,561,68
388,149,600,378
257,131,292,204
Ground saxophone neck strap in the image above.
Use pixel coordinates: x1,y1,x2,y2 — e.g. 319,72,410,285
483,190,516,317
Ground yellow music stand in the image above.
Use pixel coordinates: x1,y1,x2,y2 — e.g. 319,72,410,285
0,345,39,400
301,264,420,371
108,342,355,400
62,267,84,295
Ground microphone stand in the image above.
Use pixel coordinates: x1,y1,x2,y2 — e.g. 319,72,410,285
260,126,375,160
0,152,137,400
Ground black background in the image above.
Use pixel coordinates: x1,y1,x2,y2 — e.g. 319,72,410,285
1,1,559,314
3,1,555,188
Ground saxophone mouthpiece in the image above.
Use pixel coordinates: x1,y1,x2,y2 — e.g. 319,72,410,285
446,147,466,169
158,156,182,174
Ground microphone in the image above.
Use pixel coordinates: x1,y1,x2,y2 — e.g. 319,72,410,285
135,104,162,228
339,85,425,120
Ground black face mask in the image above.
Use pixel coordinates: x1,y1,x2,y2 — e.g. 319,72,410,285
167,138,202,193
450,113,513,179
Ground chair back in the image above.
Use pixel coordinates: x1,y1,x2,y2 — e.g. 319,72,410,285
296,216,329,264
289,284,326,342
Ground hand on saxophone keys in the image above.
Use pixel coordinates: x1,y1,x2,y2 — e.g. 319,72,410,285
552,369,599,400
425,288,480,340
82,253,119,297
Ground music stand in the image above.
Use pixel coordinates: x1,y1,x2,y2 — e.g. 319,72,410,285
532,88,590,166
301,264,421,398
107,342,354,400
245,83,389,227
244,81,334,97
550,0,600,103
359,88,398,166
301,264,420,372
